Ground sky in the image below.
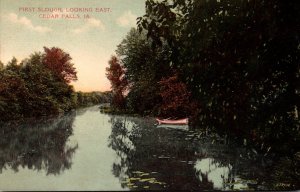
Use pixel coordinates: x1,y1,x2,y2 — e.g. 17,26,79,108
0,0,146,92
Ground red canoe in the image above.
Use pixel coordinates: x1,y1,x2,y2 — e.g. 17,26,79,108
156,118,189,125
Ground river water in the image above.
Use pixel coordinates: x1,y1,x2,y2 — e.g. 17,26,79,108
0,106,281,190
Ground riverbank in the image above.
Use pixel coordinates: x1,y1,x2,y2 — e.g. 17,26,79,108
0,105,299,190
100,104,300,190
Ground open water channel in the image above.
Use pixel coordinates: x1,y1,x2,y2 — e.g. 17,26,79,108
0,106,284,190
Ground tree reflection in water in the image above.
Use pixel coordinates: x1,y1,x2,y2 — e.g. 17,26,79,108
0,112,78,175
108,117,138,189
108,116,272,190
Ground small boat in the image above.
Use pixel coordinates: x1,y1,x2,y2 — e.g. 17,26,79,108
156,118,188,125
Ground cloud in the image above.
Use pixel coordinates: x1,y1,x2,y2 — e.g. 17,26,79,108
116,11,137,27
72,18,105,34
7,13,51,33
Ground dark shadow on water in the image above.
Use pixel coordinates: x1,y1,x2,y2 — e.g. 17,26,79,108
107,116,284,191
0,112,78,175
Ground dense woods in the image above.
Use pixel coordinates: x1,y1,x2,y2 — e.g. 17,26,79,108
106,0,300,178
0,47,108,121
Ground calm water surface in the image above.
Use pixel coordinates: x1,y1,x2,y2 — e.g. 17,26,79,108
0,106,275,190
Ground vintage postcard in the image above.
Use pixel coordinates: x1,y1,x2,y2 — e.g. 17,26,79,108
0,0,299,191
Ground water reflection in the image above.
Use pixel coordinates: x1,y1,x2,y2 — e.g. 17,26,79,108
108,116,270,190
195,158,234,190
108,117,139,189
0,106,291,190
0,113,78,175
194,158,255,190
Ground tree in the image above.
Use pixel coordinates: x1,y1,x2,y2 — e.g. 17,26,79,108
158,73,194,118
0,48,78,121
137,0,300,152
0,61,4,70
116,28,172,115
20,53,66,115
43,47,77,83
106,56,128,109
116,28,171,83
0,57,29,119
5,57,21,73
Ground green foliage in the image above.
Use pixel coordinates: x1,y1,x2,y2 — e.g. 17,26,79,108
106,1,300,174
1,48,111,121
75,91,110,107
135,0,300,154
115,28,172,115
116,28,171,83
0,48,78,121
126,80,161,115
